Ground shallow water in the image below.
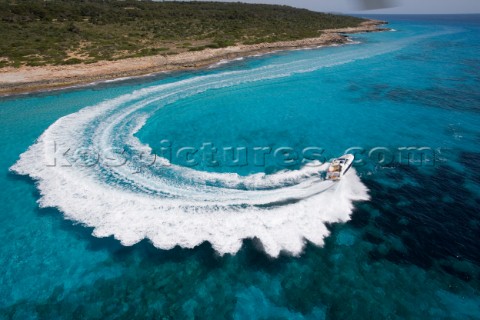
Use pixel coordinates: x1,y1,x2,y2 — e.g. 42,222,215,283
0,15,479,319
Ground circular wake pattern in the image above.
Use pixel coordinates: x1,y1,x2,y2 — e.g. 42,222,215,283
11,34,442,257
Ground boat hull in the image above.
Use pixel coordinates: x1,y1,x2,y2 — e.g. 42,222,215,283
326,154,354,181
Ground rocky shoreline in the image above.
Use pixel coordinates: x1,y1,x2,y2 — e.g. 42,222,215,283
0,20,388,96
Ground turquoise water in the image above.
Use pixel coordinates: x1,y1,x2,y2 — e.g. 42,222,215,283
1,15,480,319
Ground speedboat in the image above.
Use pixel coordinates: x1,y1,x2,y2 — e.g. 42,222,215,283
326,154,354,181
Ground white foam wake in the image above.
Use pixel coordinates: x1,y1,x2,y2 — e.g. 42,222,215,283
11,31,451,257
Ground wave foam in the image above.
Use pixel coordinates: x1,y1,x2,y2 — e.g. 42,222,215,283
11,31,450,257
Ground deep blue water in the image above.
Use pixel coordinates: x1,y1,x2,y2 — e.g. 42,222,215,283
0,15,479,319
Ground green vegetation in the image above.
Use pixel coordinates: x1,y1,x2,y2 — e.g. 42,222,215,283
0,0,365,67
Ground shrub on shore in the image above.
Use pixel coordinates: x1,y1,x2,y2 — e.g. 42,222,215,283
0,0,365,67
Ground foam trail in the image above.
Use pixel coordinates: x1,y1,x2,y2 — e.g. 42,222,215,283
11,31,451,257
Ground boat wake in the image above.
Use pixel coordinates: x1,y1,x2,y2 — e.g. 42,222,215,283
10,30,452,256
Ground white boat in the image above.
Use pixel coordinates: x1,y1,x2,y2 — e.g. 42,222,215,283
326,154,354,181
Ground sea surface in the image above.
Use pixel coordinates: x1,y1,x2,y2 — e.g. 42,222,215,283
0,15,479,319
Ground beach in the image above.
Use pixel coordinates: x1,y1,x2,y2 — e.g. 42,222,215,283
0,20,387,96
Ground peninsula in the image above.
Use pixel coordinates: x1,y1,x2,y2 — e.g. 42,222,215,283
0,1,388,95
